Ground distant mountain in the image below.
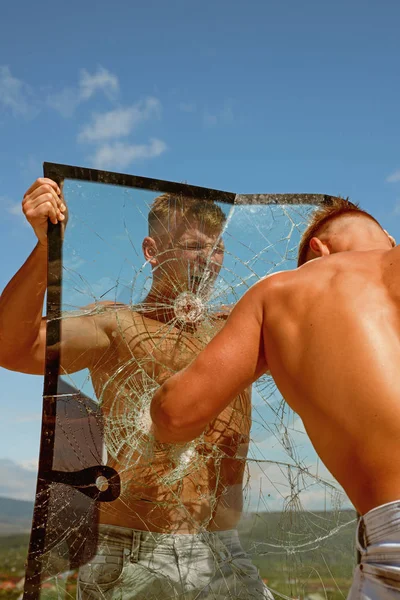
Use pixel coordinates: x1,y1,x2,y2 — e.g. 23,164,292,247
0,496,33,536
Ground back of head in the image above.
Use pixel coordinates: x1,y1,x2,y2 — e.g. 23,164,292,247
148,193,226,241
297,197,381,267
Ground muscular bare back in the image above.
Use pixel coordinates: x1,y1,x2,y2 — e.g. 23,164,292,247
261,246,400,514
73,305,250,533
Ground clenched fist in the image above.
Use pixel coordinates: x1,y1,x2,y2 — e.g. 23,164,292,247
22,178,67,246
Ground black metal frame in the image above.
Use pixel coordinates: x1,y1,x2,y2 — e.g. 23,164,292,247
23,161,338,599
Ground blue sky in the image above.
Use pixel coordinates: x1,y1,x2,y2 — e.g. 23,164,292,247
0,0,400,505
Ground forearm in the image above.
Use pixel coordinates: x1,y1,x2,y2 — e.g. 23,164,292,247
0,242,47,365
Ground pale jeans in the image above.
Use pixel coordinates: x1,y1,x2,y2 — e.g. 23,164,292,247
77,525,273,599
348,500,400,599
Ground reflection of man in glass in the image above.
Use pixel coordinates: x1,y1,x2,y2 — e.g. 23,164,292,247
0,178,272,599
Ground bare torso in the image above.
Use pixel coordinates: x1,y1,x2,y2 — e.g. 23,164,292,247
86,308,250,532
261,247,400,514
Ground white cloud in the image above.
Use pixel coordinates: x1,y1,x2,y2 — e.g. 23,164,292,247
78,98,161,143
3,198,30,227
7,201,22,216
0,65,120,120
18,458,39,471
0,458,37,500
179,102,196,113
47,66,120,118
46,86,81,118
12,412,42,424
89,138,167,170
386,169,400,183
4,198,30,227
0,65,38,118
80,66,119,101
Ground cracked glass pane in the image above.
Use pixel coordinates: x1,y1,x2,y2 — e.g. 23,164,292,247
24,168,357,600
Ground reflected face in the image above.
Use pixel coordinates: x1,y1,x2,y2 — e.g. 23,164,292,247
157,224,224,295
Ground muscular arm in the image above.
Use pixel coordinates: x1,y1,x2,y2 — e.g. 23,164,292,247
150,283,268,443
0,178,111,375
0,243,111,375
0,242,48,373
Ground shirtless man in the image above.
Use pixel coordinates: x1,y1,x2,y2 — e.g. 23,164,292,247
0,178,271,599
151,197,400,599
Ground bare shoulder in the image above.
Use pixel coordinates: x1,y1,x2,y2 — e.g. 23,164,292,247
71,300,134,331
251,270,299,302
75,300,130,317
90,301,165,334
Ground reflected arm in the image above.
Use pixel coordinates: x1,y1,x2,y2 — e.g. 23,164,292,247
150,283,268,443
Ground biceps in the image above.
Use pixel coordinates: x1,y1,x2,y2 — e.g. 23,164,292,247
4,314,110,376
9,319,48,375
56,316,110,373
201,333,265,397
10,319,47,375
180,319,266,423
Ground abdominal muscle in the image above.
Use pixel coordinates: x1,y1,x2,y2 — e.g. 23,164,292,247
95,376,249,533
99,452,245,533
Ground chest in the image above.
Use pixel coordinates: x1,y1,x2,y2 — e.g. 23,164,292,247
94,313,221,392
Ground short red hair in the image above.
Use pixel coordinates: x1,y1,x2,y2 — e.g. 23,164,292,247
297,197,381,266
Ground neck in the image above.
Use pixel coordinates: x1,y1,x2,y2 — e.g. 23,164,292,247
345,241,392,253
141,284,177,324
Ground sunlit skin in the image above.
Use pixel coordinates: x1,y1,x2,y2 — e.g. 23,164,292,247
0,178,250,533
151,215,399,515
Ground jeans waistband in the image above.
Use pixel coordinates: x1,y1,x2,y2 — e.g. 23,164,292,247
357,500,400,553
96,525,241,556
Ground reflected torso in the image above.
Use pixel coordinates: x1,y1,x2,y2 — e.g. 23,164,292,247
89,308,250,533
261,247,400,515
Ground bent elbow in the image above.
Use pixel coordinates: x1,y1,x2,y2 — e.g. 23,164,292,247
150,382,199,443
150,382,178,429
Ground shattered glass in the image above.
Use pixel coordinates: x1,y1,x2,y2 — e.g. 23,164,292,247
24,167,357,599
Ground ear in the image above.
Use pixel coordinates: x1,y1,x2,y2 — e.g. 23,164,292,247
142,237,159,265
309,237,330,258
384,229,396,248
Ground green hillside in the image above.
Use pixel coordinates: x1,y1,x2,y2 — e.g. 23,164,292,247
238,509,357,599
0,497,33,536
0,507,357,599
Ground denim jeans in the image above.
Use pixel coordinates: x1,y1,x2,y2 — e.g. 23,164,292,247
77,525,273,599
